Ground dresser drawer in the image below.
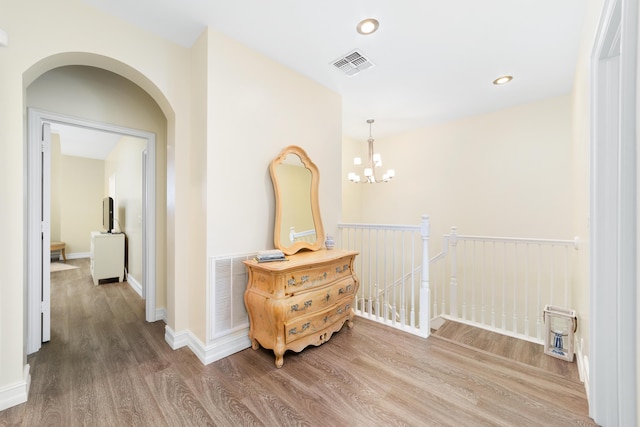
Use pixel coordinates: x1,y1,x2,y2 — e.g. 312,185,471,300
284,299,353,344
285,277,356,320
284,258,352,294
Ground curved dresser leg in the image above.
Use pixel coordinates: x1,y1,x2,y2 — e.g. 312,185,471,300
274,352,284,368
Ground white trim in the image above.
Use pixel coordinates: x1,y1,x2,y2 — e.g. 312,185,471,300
0,365,30,411
165,325,251,365
155,307,167,323
64,252,91,260
590,0,638,424
575,337,590,401
127,274,143,297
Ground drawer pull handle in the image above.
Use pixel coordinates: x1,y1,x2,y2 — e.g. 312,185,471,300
291,300,312,312
337,307,344,314
338,284,353,294
287,275,309,286
335,264,350,274
288,275,309,287
289,322,310,335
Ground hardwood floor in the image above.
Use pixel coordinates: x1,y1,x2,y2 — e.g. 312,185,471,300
431,319,582,382
0,259,596,426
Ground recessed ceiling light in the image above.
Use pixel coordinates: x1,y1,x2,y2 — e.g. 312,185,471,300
493,75,513,85
357,18,379,35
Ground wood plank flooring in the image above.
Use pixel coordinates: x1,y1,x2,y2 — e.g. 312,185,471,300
0,258,596,426
431,319,582,382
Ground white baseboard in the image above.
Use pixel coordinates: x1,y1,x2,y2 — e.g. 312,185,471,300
127,274,142,297
574,336,590,405
155,307,167,323
65,252,90,260
164,326,251,365
0,365,30,411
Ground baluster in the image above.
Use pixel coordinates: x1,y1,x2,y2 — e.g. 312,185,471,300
462,239,467,321
367,228,372,317
410,231,416,328
513,244,518,334
449,227,458,318
471,240,476,322
537,243,542,340
419,215,430,336
481,240,486,325
524,244,529,337
491,241,496,328
564,245,569,308
391,231,398,325
374,228,380,320
550,245,555,306
502,242,507,330
400,230,406,327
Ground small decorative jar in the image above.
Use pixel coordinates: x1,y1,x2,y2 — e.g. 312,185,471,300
325,234,335,250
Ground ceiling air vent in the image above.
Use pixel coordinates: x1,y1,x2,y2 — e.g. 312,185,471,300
331,49,374,76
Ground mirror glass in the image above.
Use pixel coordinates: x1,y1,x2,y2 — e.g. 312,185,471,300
270,146,324,255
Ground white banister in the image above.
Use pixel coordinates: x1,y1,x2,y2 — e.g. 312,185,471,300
432,231,579,344
338,219,577,345
338,216,430,338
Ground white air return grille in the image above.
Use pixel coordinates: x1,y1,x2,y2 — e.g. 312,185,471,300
332,49,374,76
208,253,252,341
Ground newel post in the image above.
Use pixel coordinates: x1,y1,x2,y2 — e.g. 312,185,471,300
419,215,430,337
449,226,458,317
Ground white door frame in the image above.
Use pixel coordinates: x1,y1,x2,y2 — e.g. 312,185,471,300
27,108,157,354
590,0,637,424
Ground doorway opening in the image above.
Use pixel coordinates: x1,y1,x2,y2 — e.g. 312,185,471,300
27,109,157,354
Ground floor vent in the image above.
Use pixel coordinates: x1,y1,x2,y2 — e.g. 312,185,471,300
331,49,375,76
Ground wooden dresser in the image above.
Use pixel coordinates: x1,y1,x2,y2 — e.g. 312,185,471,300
243,249,359,368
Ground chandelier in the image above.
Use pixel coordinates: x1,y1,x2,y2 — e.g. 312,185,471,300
348,119,395,183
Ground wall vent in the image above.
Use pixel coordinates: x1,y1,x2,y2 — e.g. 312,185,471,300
208,253,252,341
331,49,375,76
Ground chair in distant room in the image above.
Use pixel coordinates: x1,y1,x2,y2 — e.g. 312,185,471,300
50,241,67,262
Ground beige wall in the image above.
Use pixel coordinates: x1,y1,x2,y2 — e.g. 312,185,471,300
105,136,147,284
343,95,574,253
58,155,105,254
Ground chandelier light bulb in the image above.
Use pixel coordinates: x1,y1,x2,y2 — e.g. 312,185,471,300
353,157,362,165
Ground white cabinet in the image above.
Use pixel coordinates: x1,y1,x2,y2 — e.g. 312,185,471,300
90,232,125,285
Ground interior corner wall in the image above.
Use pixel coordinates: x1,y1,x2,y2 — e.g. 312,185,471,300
341,136,364,223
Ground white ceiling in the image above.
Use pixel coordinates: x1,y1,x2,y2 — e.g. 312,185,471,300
50,123,122,160
80,0,587,140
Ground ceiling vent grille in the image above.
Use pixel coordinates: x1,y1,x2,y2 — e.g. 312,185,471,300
331,49,374,76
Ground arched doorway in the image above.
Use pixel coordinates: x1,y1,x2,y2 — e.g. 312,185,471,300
24,58,172,354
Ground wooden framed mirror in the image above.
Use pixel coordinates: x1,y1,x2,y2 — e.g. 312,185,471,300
270,145,324,255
